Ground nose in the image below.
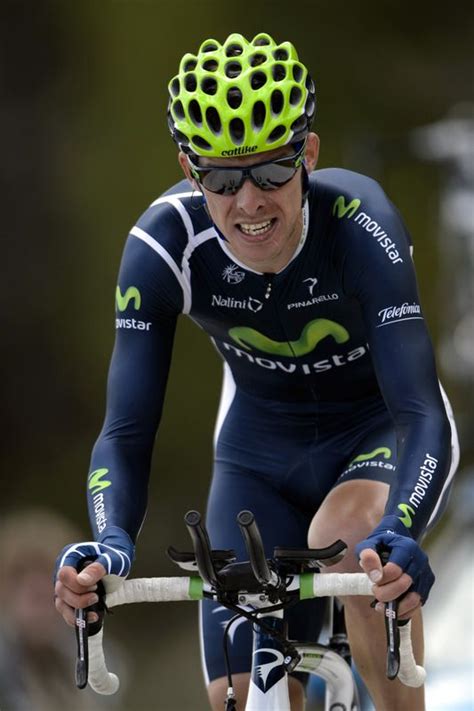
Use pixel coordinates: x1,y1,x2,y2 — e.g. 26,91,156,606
234,178,267,215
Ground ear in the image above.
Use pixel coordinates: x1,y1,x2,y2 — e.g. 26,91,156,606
178,151,200,190
304,132,320,172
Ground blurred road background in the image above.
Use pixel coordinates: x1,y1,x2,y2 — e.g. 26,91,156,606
1,1,472,709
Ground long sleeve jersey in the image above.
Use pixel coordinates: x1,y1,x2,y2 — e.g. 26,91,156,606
87,168,453,543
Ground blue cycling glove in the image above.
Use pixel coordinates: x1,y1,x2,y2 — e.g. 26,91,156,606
55,526,135,580
355,516,435,604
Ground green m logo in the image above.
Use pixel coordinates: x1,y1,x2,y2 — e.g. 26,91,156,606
333,195,361,219
229,318,349,357
88,468,112,495
116,286,141,312
397,503,415,529
350,447,392,466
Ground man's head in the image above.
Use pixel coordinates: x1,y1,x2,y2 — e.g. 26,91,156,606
167,32,316,158
168,33,319,272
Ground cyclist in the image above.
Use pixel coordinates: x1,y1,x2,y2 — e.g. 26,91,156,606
55,33,459,710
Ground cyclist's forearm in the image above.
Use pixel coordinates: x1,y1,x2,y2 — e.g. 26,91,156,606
87,435,153,541
380,409,452,540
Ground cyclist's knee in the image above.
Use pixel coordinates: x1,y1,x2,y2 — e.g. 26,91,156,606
208,673,250,711
308,480,389,573
207,673,305,711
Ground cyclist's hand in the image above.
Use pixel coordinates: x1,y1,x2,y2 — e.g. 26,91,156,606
355,527,434,619
54,526,134,627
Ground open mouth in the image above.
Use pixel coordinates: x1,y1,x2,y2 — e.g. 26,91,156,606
237,218,276,238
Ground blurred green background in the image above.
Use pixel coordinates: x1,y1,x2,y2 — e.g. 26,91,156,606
1,1,473,709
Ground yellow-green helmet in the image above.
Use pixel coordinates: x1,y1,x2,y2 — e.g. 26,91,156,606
167,32,316,157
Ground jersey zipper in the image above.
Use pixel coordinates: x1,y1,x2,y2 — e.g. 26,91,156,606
263,273,274,300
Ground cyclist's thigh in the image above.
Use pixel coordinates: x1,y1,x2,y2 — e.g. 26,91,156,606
201,466,326,686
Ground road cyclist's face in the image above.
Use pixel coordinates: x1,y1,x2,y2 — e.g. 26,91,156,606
179,132,320,273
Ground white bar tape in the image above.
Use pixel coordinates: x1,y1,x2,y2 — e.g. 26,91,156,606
88,629,120,695
106,577,193,607
312,572,373,597
398,622,426,687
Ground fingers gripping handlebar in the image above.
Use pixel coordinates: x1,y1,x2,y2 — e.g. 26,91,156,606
73,511,426,695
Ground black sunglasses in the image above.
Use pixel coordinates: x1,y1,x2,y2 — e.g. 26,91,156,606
188,142,306,196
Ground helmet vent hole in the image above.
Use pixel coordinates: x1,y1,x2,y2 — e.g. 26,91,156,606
172,100,185,121
271,89,284,115
227,87,243,109
174,129,190,146
305,95,315,118
253,35,271,46
203,59,219,72
170,78,180,97
250,71,267,90
267,125,286,143
252,100,266,129
188,99,203,126
229,118,245,145
225,43,244,57
292,65,304,82
192,135,212,151
306,76,315,93
206,107,222,135
290,86,302,105
272,64,286,81
225,61,242,78
250,53,267,67
202,77,218,95
291,116,307,133
184,74,197,92
273,47,289,61
202,42,219,53
183,59,197,72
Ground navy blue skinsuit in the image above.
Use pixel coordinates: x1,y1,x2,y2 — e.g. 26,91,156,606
87,169,457,682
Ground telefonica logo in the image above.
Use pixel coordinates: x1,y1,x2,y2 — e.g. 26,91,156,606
332,195,403,265
116,286,141,312
88,468,111,495
229,318,349,357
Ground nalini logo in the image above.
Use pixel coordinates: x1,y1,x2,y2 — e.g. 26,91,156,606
212,295,263,312
116,286,141,311
222,264,245,284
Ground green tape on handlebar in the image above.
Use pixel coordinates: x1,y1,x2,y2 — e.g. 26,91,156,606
300,573,314,600
189,576,204,600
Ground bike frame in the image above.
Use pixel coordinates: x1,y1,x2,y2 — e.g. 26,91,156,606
245,608,357,711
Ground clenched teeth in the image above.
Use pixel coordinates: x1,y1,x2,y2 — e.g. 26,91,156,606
239,220,273,236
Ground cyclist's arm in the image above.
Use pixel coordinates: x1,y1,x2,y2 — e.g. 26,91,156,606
87,230,184,543
332,174,452,542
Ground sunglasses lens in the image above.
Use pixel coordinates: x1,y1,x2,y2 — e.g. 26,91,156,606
250,163,297,189
200,169,243,195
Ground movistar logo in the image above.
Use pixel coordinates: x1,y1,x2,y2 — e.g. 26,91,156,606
116,286,141,312
350,447,392,465
333,195,361,219
228,319,349,357
88,468,112,495
397,503,415,528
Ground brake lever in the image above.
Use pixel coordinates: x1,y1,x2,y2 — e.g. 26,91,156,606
376,545,404,680
74,559,107,689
